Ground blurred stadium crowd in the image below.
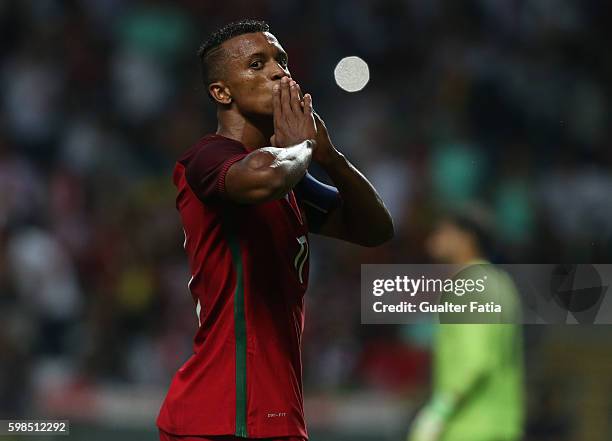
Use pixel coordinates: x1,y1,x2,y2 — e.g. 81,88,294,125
1,1,611,440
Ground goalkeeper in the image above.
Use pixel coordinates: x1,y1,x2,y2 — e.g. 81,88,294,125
408,208,524,441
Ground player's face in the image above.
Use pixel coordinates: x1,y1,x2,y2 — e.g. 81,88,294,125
221,32,291,116
426,221,469,263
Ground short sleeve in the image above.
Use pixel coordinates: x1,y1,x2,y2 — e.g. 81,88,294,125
184,138,248,202
294,172,341,233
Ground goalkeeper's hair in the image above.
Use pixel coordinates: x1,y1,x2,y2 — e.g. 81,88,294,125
445,204,496,258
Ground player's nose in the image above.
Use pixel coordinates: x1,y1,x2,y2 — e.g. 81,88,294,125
270,63,290,81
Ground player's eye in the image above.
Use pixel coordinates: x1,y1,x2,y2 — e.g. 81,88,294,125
250,60,263,69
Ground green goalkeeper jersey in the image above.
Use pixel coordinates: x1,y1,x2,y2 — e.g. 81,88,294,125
435,264,525,441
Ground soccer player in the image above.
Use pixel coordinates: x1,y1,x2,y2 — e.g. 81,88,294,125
408,208,524,441
157,20,394,441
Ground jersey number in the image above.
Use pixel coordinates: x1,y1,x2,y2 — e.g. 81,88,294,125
294,235,308,284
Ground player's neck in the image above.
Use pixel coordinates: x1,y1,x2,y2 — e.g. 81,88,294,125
216,110,273,151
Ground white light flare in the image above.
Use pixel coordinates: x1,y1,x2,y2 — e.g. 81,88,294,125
334,56,370,92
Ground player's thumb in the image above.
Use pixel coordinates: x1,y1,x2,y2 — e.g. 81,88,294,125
270,135,277,147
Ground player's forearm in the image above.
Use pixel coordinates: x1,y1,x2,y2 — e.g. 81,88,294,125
224,140,315,204
319,149,394,246
255,140,315,199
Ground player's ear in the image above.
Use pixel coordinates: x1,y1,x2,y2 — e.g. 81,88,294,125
209,82,232,105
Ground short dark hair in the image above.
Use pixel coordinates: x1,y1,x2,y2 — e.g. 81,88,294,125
198,19,270,90
445,204,496,258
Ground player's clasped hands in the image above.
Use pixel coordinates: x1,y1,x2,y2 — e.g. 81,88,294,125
271,76,317,148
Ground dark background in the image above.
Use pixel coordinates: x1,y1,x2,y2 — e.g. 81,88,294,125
0,1,611,440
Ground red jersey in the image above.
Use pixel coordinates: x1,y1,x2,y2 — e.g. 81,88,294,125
157,134,311,439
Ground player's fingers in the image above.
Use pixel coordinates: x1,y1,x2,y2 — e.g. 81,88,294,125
290,81,302,114
303,93,313,117
296,84,306,109
280,77,292,119
272,83,282,127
